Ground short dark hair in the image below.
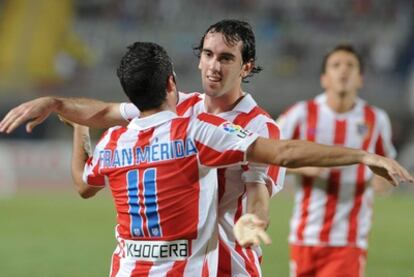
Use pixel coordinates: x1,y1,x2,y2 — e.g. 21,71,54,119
193,19,262,83
117,42,173,111
321,44,364,74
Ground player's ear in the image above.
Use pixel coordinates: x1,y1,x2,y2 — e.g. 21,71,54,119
241,60,253,78
166,75,176,94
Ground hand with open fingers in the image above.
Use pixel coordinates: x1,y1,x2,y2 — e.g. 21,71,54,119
234,213,272,248
364,153,414,186
0,97,58,134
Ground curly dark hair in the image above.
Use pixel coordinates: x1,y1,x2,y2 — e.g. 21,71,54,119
193,19,262,83
117,42,174,111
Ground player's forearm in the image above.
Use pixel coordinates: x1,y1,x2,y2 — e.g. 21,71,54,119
246,183,269,225
54,97,127,128
71,125,98,198
248,138,366,168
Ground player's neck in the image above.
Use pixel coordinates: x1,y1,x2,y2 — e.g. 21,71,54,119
326,93,356,114
204,89,245,114
139,104,175,118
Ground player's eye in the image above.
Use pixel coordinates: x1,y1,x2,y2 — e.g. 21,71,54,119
219,55,234,64
202,50,213,58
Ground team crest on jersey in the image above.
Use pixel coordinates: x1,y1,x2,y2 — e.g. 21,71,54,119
222,122,251,138
357,122,369,137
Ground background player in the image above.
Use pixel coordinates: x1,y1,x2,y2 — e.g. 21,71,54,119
276,44,397,277
0,19,285,276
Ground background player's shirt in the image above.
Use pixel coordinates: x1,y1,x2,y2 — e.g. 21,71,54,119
277,93,396,249
121,92,286,276
83,110,258,276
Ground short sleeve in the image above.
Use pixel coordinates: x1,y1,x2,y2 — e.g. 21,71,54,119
276,102,305,139
241,119,286,196
120,102,140,121
190,113,259,168
81,129,114,187
375,109,397,158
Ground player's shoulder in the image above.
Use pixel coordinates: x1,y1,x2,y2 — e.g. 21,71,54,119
280,99,309,118
362,102,391,123
178,91,204,103
177,91,204,115
243,105,278,128
195,112,227,126
95,125,126,148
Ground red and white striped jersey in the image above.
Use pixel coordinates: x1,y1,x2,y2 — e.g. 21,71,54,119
277,94,396,249
121,92,286,276
83,110,259,276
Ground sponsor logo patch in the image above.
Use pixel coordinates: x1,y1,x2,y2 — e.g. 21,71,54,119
222,122,251,138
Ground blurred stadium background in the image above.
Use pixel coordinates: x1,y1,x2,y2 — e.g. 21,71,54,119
0,0,413,276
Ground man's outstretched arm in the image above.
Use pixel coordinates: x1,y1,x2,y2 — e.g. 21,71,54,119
246,138,414,186
0,96,126,134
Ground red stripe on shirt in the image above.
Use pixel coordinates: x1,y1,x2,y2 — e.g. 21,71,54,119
197,113,227,126
235,244,260,277
234,187,246,223
88,128,127,186
296,101,318,241
170,117,190,141
110,252,121,277
177,93,203,116
375,134,385,156
157,119,199,239
218,238,232,275
319,119,347,242
296,176,314,241
130,261,153,276
166,261,187,276
232,106,270,127
347,105,376,244
196,142,244,167
202,259,209,277
306,101,318,141
265,122,282,189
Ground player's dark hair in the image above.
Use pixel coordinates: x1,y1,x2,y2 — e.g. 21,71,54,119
193,19,262,83
321,44,364,74
117,42,174,111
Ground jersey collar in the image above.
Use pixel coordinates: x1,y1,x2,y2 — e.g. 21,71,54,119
217,92,257,115
316,93,365,116
128,111,177,130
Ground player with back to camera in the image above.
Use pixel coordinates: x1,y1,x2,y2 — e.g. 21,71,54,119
0,19,285,276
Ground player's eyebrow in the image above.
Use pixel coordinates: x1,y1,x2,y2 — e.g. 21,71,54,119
219,52,236,60
202,48,237,59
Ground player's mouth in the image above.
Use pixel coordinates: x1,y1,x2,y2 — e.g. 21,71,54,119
207,75,221,82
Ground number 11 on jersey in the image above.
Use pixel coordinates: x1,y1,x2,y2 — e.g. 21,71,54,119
127,168,162,238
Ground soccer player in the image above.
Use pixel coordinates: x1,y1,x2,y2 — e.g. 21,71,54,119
0,19,284,276
276,44,398,277
67,41,412,277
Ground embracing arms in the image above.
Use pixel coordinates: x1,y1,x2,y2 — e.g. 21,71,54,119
0,97,126,133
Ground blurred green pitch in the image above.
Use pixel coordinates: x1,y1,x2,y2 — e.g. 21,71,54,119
0,190,413,276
